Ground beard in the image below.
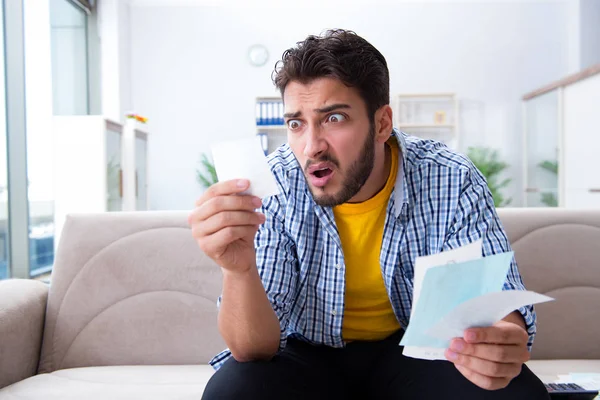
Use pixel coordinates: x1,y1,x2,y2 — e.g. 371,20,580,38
305,125,376,207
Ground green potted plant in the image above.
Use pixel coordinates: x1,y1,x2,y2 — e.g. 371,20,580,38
538,160,558,207
196,153,218,189
466,146,512,207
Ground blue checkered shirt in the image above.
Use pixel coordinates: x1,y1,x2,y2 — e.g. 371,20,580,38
209,129,536,369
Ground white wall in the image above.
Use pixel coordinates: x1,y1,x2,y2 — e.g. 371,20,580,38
128,1,569,210
565,0,600,73
118,1,133,117
99,0,121,121
566,0,581,74
580,0,600,69
99,0,133,122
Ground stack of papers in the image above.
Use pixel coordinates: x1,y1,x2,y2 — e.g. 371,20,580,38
400,239,554,360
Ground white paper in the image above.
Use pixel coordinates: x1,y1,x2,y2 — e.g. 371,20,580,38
403,239,483,360
401,346,447,360
211,137,279,199
556,373,600,394
410,239,483,315
426,290,554,340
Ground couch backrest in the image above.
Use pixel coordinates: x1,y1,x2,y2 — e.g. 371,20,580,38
39,209,600,372
497,208,600,360
38,211,225,373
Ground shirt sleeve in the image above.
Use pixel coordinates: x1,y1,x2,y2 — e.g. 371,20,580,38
253,194,299,351
442,165,537,351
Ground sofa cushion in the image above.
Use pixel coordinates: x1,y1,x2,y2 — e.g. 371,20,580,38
497,208,600,360
0,365,214,399
2,361,598,399
37,212,226,373
527,360,600,383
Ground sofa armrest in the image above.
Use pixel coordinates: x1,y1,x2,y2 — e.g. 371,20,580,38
0,279,48,389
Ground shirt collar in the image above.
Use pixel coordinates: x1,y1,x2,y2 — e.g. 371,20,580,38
390,128,410,218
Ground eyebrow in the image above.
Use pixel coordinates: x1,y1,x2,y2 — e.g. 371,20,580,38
283,103,351,119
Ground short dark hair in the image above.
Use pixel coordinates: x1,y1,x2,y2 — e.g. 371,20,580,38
272,29,390,120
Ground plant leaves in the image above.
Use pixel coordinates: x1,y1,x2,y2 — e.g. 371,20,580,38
196,153,219,189
466,146,512,208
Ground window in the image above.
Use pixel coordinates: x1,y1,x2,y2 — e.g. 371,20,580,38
50,0,89,115
17,0,94,279
0,1,9,280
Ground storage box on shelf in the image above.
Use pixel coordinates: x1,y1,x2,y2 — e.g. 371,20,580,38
393,93,459,149
522,63,600,208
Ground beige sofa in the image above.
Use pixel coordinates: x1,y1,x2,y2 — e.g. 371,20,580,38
0,208,598,399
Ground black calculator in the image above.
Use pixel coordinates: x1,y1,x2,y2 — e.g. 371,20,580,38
544,382,598,399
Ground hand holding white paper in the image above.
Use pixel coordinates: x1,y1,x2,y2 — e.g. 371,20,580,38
211,137,280,199
426,290,554,340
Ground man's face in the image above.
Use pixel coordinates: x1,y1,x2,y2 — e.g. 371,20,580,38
283,78,375,207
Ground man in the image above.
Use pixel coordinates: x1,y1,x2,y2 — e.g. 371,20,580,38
189,29,549,399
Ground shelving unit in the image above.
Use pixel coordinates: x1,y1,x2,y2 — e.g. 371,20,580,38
256,97,286,154
254,93,460,153
393,93,459,149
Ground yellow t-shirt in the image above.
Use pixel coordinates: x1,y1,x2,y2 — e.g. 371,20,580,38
333,139,401,341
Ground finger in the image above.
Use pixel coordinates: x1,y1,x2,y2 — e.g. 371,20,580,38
454,364,511,391
195,179,250,207
193,211,265,238
199,225,260,258
464,324,528,345
445,349,521,379
449,339,530,363
192,195,262,222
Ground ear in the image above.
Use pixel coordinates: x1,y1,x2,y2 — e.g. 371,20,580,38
374,105,393,144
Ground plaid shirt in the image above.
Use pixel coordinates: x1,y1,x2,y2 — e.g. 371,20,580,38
209,130,536,369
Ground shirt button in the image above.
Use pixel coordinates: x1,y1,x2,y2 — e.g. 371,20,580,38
335,263,342,270
331,309,337,316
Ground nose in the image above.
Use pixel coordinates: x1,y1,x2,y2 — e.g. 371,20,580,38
303,125,327,159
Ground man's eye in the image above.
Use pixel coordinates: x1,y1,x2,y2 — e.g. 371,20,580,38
327,113,346,123
287,120,302,129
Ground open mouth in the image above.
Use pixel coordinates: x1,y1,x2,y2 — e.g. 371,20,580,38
312,168,333,178
307,161,337,188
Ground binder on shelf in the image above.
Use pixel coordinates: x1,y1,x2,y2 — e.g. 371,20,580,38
256,132,268,155
256,102,262,126
255,98,287,127
268,102,274,125
278,102,284,125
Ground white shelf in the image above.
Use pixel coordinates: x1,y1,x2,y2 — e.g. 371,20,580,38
524,187,559,193
396,93,455,98
397,123,455,129
393,92,459,149
257,125,286,131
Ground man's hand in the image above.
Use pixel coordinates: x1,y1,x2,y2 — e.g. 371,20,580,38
188,179,265,273
444,319,530,391
189,179,281,361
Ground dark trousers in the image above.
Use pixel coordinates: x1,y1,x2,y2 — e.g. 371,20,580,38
202,330,550,400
